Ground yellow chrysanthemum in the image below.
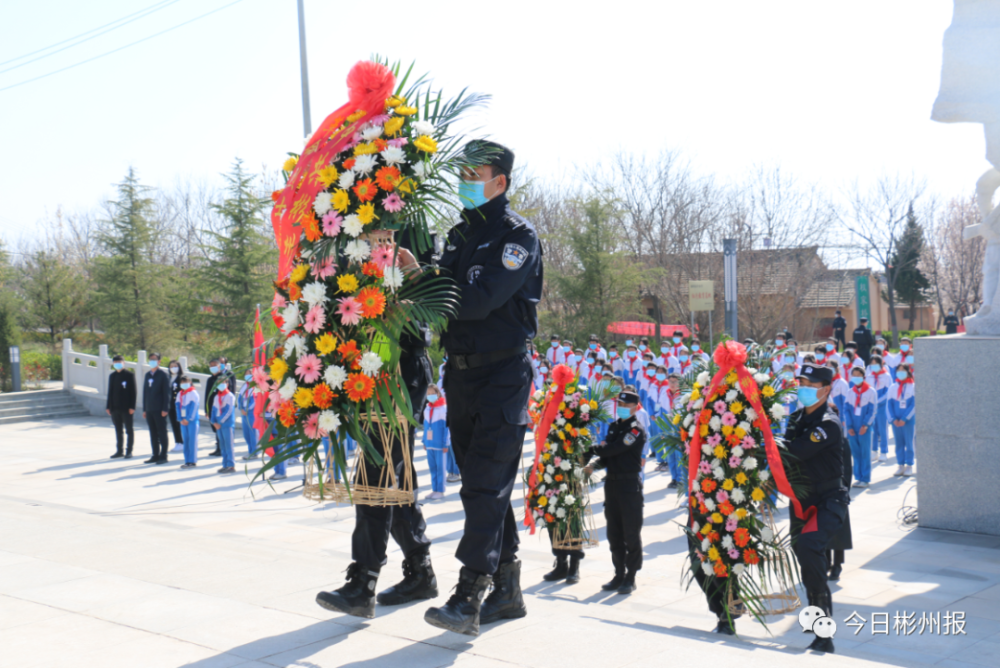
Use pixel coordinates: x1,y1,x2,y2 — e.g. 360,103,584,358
315,332,338,356
537,496,548,507
702,522,713,534
734,427,747,439
722,425,734,436
589,400,598,410
395,105,418,116
736,508,748,519
751,487,765,502
693,382,702,391
713,445,727,459
385,95,405,108
413,135,438,154
332,189,350,213
282,156,298,172
711,512,724,524
293,386,314,409
729,401,744,414
383,116,405,136
269,358,288,384
707,547,720,561
354,142,378,156
557,431,565,440
699,424,709,437
337,274,359,294
725,371,738,385
722,478,735,491
356,203,377,225
543,453,551,461
347,109,366,122
735,472,749,485
672,414,682,425
289,263,309,284
579,428,589,437
318,165,339,188
690,389,701,402
761,385,775,397
558,402,567,410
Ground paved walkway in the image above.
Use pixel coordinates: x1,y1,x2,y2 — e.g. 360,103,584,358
1,415,998,668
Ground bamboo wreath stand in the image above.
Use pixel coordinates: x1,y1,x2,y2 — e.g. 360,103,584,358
550,489,600,551
726,505,801,616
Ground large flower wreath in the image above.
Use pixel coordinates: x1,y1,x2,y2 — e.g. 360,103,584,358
252,59,493,485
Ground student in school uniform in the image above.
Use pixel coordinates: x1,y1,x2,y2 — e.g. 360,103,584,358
839,350,857,381
637,337,650,355
887,363,916,477
672,346,693,375
777,363,798,434
663,373,685,488
588,334,608,361
668,331,686,360
423,385,448,500
655,341,672,369
817,338,838,366
827,360,849,417
647,365,669,472
885,337,913,377
843,366,877,488
546,335,564,368
168,360,185,453
638,360,657,408
176,376,200,468
865,354,892,464
210,381,237,474
238,372,259,460
561,340,575,366
690,339,710,364
623,345,642,385
607,344,624,377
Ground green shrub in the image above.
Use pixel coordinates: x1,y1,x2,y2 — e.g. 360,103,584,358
21,351,62,381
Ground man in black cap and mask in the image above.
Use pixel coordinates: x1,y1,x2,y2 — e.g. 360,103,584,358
785,363,850,654
852,317,874,365
420,140,543,636
831,310,847,351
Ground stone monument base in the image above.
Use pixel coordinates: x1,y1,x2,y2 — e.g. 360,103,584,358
916,334,1000,536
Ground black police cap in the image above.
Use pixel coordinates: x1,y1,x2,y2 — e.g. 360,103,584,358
797,363,833,383
618,390,639,404
464,139,515,176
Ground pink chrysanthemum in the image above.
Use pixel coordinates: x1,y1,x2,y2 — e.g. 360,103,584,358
728,455,742,468
713,400,727,414
295,354,322,384
251,367,270,389
267,389,283,412
721,412,737,426
371,245,396,269
699,461,712,474
369,114,391,124
725,516,739,532
741,436,756,449
272,292,287,311
337,296,363,326
304,304,326,334
382,192,405,213
716,490,729,504
707,433,723,446
303,412,321,439
387,137,408,148
728,548,740,560
321,211,343,237
311,257,337,280
695,491,705,503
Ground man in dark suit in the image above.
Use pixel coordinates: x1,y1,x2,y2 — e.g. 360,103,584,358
852,317,874,365
832,310,847,351
142,353,172,464
105,354,136,459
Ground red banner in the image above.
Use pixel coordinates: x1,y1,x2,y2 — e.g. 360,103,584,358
606,321,694,338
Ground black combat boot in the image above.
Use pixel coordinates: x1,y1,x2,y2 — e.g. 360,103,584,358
376,552,438,606
480,559,527,624
542,557,568,582
315,563,379,619
424,567,492,636
601,552,625,591
806,591,835,653
564,554,581,584
617,570,637,595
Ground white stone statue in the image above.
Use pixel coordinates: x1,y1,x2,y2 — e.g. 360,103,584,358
932,0,1000,335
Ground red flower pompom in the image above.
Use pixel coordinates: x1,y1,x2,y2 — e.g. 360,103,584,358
713,340,747,369
346,60,395,110
551,364,575,386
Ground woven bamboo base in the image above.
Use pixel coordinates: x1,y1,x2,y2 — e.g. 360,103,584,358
550,494,599,550
726,505,801,616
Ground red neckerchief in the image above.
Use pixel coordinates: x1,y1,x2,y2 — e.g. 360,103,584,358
179,387,196,399
896,377,914,399
852,381,870,407
427,395,446,421
215,387,230,410
872,369,887,385
679,359,691,372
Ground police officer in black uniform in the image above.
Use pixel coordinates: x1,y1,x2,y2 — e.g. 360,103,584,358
422,140,543,637
852,317,874,365
944,309,960,334
585,390,646,595
316,232,438,619
832,310,847,351
785,363,850,654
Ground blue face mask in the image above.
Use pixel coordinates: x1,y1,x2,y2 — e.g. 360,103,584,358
627,350,637,358
180,383,191,390
679,355,689,363
692,344,700,351
782,372,794,380
638,344,647,351
660,346,669,354
562,346,571,353
573,355,582,364
869,365,881,373
113,362,123,370
905,355,914,363
245,374,253,382
458,177,497,210
610,350,618,358
149,360,159,369
826,343,834,351
589,343,597,350
896,370,909,381
625,340,633,347
210,365,220,374
840,356,850,365
797,386,820,407
673,336,681,343
616,407,632,420
850,376,863,386
655,372,666,381
901,344,910,352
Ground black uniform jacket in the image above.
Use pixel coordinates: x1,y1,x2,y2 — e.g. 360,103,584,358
438,193,543,355
106,370,136,411
590,416,646,477
785,402,847,502
142,368,171,415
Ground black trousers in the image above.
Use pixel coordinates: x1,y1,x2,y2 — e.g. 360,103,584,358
444,353,532,576
790,493,848,613
834,330,846,351
168,405,183,445
550,531,584,560
109,409,134,455
604,478,644,575
146,411,169,460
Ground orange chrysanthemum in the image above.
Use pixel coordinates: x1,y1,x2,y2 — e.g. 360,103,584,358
743,548,760,565
374,166,402,192
313,383,334,409
278,401,297,427
733,527,751,548
713,561,729,578
707,531,720,544
342,158,356,170
338,340,360,363
361,261,384,278
544,513,555,523
345,372,375,402
700,478,717,493
301,212,322,242
288,283,302,302
357,286,386,318
718,501,735,516
374,138,388,152
352,178,377,203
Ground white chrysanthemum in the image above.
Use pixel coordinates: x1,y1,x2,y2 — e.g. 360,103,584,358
546,465,555,474
730,488,746,504
343,239,371,263
754,373,770,384
555,417,566,426
555,507,567,519
353,154,377,175
564,494,576,506
710,458,721,467
559,483,568,493
412,160,430,180
338,170,356,189
742,456,758,470
575,466,584,479
732,446,745,457
382,266,404,291
702,443,713,456
713,466,726,480
380,146,406,165
725,389,738,402
318,410,341,433
533,390,544,401
733,563,745,577
343,215,364,238
580,403,590,414
738,421,752,434
544,474,553,484
721,535,734,550
301,281,327,306
313,191,333,216
683,414,694,428
702,561,714,576
704,498,716,511
362,125,383,141
709,415,722,432
359,352,383,377
278,377,297,400
538,485,547,495
744,407,757,422
697,371,710,385
559,460,572,471
691,399,704,410
759,469,771,482
284,334,306,359
323,365,347,389
760,527,774,543
411,120,435,136
280,305,300,334
770,404,787,420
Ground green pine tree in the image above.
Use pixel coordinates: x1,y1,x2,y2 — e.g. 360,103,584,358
197,160,275,362
18,249,90,349
0,239,23,391
889,203,931,333
91,168,175,352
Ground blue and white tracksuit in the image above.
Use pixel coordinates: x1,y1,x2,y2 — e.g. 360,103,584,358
887,381,916,466
176,388,200,465
830,377,849,417
210,390,236,469
843,384,877,484
423,399,449,493
237,384,258,457
866,370,892,455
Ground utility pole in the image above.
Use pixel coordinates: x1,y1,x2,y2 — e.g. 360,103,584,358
296,0,312,138
723,238,738,341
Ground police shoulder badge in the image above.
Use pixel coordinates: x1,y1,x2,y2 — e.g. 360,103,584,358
467,265,484,284
624,433,636,445
810,426,828,443
501,243,528,271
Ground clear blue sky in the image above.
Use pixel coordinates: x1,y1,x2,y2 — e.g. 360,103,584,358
0,0,987,247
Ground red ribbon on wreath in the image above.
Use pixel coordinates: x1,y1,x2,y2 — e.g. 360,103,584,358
687,341,818,533
524,364,576,534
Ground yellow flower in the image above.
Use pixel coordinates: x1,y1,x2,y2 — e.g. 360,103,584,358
734,427,747,439
713,445,727,459
347,109,366,122
269,358,288,384
354,142,378,156
385,95,405,108
398,178,415,195
356,203,377,225
702,522,713,534
699,424,709,437
282,156,298,172
707,547,720,561
722,478,735,491
735,472,749,485
538,496,548,507
559,402,567,410
557,431,565,440
711,512,724,524
332,189,350,213
725,372,738,384
337,274,359,293
579,428,589,437
383,116,405,136
395,105,418,116
692,382,702,391
589,400,598,410
293,386,314,409
736,508,748,519
315,332,338,356
722,425,734,436
413,135,438,154
543,453,551,461
672,413,682,425
318,165,339,188
761,385,775,397
289,263,309,284
751,487,765,502
729,401,744,414
690,389,701,402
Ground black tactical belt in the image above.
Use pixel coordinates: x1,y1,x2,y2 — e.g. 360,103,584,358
604,473,642,482
813,478,845,494
450,344,527,371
